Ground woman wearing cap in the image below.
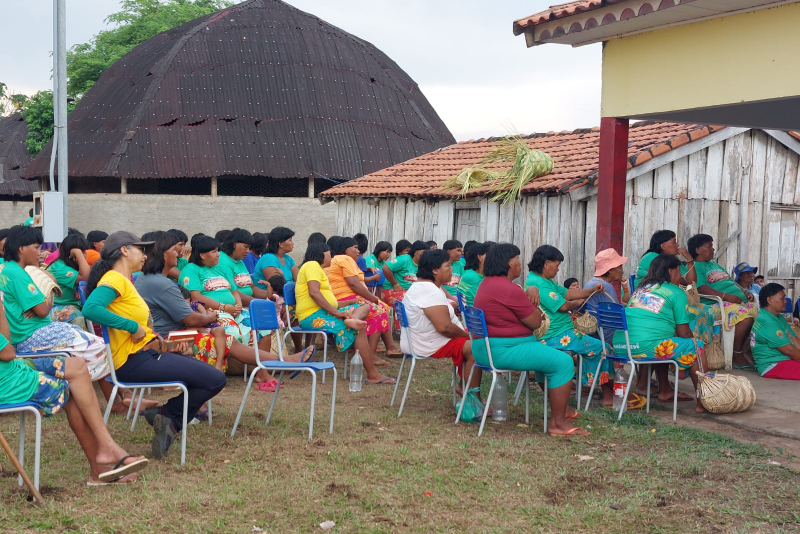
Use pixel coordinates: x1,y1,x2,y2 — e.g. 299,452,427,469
684,234,757,370
524,245,615,406
83,231,226,459
614,253,709,412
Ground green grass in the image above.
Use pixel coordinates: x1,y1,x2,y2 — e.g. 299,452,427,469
1,358,798,533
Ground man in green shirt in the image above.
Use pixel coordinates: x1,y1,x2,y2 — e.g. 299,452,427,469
752,283,800,380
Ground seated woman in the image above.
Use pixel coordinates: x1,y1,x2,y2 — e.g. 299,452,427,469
254,226,298,289
684,233,757,369
0,299,148,485
83,231,227,458
0,226,107,380
401,249,480,395
364,240,392,299
0,227,10,264
382,240,430,307
166,229,190,279
307,232,327,245
614,253,709,411
179,235,255,345
243,231,268,276
296,242,395,385
584,248,631,345
441,240,464,297
134,231,311,393
525,245,614,406
474,244,587,437
751,283,800,380
85,230,108,267
326,237,399,359
734,263,760,296
46,233,91,330
457,241,492,307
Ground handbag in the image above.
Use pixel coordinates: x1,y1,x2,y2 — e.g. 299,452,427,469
533,306,550,339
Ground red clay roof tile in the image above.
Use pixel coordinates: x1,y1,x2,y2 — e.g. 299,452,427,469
320,121,716,200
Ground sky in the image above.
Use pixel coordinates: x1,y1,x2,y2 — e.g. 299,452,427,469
0,0,602,141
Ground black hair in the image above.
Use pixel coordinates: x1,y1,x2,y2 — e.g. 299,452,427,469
754,275,765,282
327,236,343,255
303,242,330,265
189,235,220,266
67,227,84,237
416,249,451,280
443,239,462,252
395,239,412,255
266,227,295,254
190,233,206,249
646,230,677,254
0,228,10,243
353,233,368,254
463,240,478,256
3,225,43,262
251,232,268,256
268,274,286,297
484,243,521,277
307,232,327,245
759,282,785,308
221,228,254,256
426,240,438,248
686,234,713,260
333,236,357,256
86,245,125,295
639,253,682,288
141,230,179,275
56,233,89,271
371,240,392,258
528,245,564,274
563,277,579,289
464,241,492,271
214,229,231,245
167,229,188,244
179,285,192,300
86,230,108,249
410,240,431,259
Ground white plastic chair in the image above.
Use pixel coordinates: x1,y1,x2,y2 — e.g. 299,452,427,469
0,402,42,491
231,299,337,440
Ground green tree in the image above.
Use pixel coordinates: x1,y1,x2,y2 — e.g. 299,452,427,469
0,82,28,117
67,0,232,97
19,91,77,155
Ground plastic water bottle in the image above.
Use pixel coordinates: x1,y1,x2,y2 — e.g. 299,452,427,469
349,350,363,392
491,374,508,421
612,363,629,412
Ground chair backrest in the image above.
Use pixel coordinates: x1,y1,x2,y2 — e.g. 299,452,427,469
98,324,119,383
629,274,636,290
248,298,283,361
393,300,409,328
455,291,466,314
77,281,88,306
463,305,496,369
784,296,793,314
595,301,630,359
365,271,385,288
283,282,297,306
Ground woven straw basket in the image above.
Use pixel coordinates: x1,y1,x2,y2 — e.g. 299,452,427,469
695,371,756,414
25,266,62,300
704,334,725,370
533,307,550,339
573,287,604,335
681,284,701,306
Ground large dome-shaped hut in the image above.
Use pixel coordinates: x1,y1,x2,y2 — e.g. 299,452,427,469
24,0,454,247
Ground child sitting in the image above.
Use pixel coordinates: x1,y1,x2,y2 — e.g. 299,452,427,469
179,286,230,372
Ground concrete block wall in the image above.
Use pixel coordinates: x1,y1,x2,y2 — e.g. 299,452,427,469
1,194,336,260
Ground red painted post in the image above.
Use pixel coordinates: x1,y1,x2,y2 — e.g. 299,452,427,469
596,117,629,254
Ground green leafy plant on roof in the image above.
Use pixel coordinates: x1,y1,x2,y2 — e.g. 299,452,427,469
442,136,554,203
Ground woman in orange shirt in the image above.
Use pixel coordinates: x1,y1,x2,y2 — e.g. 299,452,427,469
85,230,108,266
326,237,400,359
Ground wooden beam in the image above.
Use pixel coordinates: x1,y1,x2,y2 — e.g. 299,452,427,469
764,129,800,156
570,127,749,201
596,117,629,254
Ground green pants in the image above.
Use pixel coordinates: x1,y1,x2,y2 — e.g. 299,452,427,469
471,335,575,389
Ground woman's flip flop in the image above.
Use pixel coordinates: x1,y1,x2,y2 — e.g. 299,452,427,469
98,456,149,482
254,380,284,392
365,377,396,385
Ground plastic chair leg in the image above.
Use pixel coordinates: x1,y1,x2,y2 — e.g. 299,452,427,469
397,358,417,417
125,388,137,420
17,412,25,488
543,377,549,434
329,368,337,434
180,386,188,466
618,366,636,421
576,356,583,411
265,372,285,426
103,385,120,424
584,356,606,411
477,372,498,437
231,368,259,437
513,372,525,406
672,362,679,421
455,365,477,425
308,371,316,440
391,356,407,406
524,375,530,425
130,388,146,431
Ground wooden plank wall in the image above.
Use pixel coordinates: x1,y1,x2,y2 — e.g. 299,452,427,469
333,130,800,292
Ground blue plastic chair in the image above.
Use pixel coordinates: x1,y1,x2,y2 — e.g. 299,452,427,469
364,270,385,295
0,402,42,492
231,299,336,440
629,274,636,290
455,305,547,436
391,301,461,416
282,282,342,383
589,302,680,421
784,296,793,314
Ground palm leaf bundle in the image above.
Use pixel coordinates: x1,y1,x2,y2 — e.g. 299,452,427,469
441,167,498,198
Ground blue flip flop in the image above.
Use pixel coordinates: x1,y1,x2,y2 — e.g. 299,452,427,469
289,346,317,379
365,377,396,385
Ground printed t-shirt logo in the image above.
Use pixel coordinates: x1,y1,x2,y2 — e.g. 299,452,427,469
548,291,558,300
204,276,231,292
28,283,38,294
183,276,190,287
402,274,417,282
777,330,785,338
630,291,665,314
707,270,729,284
66,271,74,277
234,273,252,287
445,274,461,287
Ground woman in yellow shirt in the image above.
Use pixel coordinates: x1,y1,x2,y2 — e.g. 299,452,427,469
296,243,395,385
83,231,226,459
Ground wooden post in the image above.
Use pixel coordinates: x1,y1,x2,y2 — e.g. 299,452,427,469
308,177,315,198
120,177,127,194
596,117,629,254
210,176,217,197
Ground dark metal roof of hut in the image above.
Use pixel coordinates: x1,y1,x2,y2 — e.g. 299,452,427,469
0,113,36,196
25,0,455,182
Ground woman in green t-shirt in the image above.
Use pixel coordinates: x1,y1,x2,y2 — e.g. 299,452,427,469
457,241,492,307
442,239,464,297
685,234,757,370
525,245,615,406
382,240,430,305
614,253,709,412
47,233,91,329
751,283,800,380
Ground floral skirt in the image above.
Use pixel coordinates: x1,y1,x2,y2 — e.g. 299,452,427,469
687,303,716,346
381,289,406,329
709,301,758,329
25,357,70,417
541,328,613,387
49,304,87,331
340,294,389,335
298,304,360,353
613,337,702,370
16,321,108,381
191,332,235,372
